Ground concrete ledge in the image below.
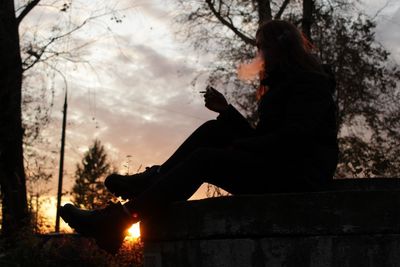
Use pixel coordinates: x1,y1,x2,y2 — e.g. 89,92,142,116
141,190,400,241
141,178,400,267
144,235,400,267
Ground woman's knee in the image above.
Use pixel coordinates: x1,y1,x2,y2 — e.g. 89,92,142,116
195,119,231,141
198,119,223,131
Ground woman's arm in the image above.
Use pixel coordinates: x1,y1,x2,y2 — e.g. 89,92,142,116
233,80,335,152
203,86,252,129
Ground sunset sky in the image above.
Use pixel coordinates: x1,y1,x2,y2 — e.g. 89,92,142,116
18,0,400,230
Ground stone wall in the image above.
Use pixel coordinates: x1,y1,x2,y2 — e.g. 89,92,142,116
141,178,400,267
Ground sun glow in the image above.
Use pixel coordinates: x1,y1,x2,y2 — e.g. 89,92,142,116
125,222,141,241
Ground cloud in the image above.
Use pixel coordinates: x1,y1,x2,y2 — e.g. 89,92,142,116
374,6,400,61
50,29,214,186
25,0,220,200
122,0,176,23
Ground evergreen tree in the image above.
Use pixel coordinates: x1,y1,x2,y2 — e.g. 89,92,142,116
71,140,115,209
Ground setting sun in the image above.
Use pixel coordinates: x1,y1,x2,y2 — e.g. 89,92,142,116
126,222,141,241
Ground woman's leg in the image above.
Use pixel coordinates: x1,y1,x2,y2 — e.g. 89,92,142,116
105,119,253,199
124,147,266,218
125,144,323,219
160,119,253,172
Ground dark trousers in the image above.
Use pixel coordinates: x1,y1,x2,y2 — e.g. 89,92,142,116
127,119,314,218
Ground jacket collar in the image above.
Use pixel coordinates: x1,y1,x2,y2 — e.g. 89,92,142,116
261,67,289,88
261,66,335,94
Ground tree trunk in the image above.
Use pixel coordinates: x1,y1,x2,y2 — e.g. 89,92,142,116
257,0,272,24
0,0,30,237
302,0,314,41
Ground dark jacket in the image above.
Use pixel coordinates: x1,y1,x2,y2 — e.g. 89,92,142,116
217,67,338,187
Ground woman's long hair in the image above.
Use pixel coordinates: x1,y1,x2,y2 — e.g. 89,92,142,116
237,20,324,99
256,20,323,74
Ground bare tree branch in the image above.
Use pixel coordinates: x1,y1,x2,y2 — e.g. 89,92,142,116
372,0,392,19
205,0,255,46
275,0,291,19
21,8,129,72
22,18,89,71
17,0,41,26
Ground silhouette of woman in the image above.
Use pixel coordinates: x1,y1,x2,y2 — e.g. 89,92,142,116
60,20,339,254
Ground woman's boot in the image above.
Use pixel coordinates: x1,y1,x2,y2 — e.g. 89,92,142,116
104,165,161,199
60,202,136,254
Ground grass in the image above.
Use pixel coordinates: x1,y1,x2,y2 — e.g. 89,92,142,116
0,232,143,267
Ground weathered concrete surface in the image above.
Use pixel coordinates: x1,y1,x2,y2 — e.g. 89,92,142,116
144,235,400,267
141,190,400,241
141,178,400,267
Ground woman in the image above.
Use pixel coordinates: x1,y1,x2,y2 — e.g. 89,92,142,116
60,20,339,254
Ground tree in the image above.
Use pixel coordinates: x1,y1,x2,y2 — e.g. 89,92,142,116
173,0,400,178
1,0,90,237
0,0,31,236
71,140,115,210
310,7,400,177
0,0,127,236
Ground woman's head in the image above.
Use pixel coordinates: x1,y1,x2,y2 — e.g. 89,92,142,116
256,20,322,73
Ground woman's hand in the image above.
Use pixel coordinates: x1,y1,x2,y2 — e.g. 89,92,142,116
202,86,229,113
